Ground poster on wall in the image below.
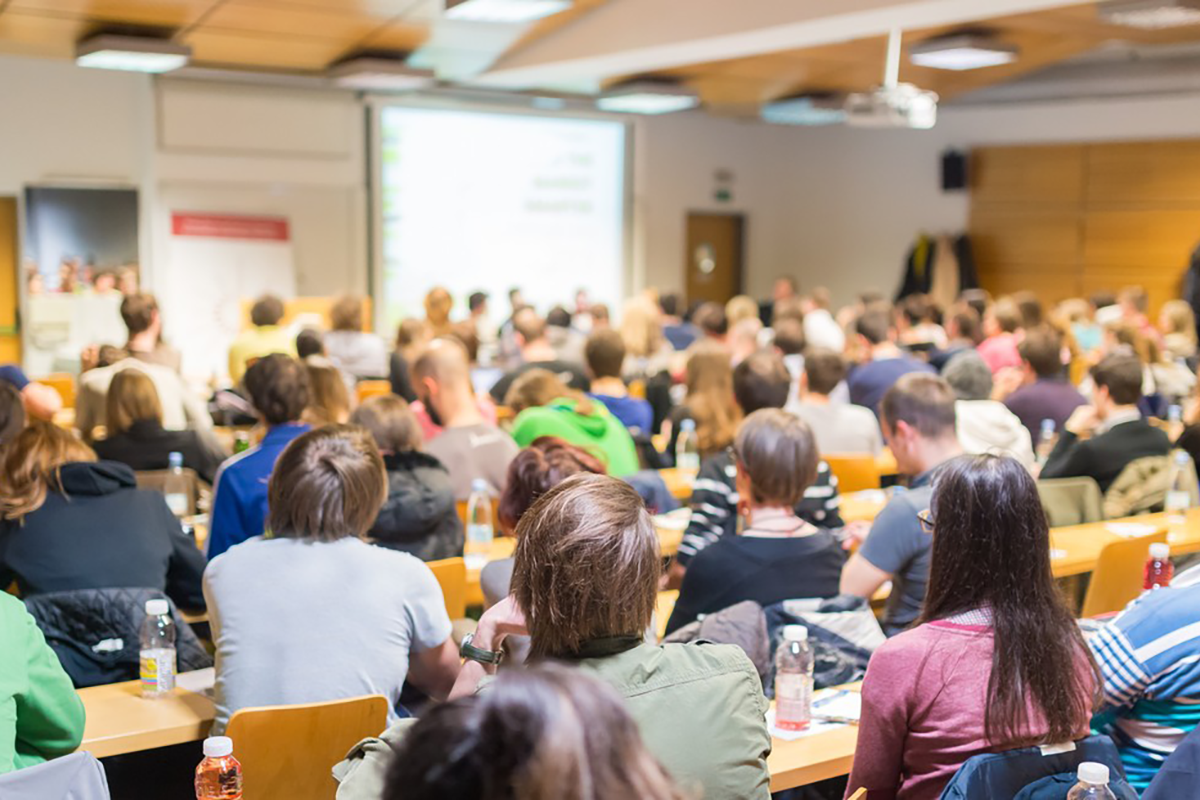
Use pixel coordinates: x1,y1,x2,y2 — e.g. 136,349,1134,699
22,186,140,375
162,212,296,383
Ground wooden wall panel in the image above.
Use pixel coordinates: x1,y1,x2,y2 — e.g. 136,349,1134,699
970,208,1081,267
970,145,1085,206
1088,141,1200,206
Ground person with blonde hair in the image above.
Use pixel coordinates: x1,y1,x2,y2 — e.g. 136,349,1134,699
324,295,388,384
0,422,206,609
302,358,351,427
664,340,741,463
423,286,454,338
725,294,759,328
389,317,431,403
1159,299,1198,362
620,295,674,377
228,294,295,385
93,368,226,484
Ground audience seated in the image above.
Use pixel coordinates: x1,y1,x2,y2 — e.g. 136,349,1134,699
847,306,936,416
849,454,1098,797
0,382,26,449
450,475,772,800
424,286,455,339
228,294,295,386
896,294,948,351
413,338,518,499
1041,352,1170,493
942,351,1035,468
204,425,460,733
324,295,389,384
507,369,638,477
928,304,981,371
1063,297,1104,357
1000,324,1086,447
772,315,806,407
92,368,227,484
1159,298,1197,362
0,365,62,421
302,357,351,427
976,297,1023,373
207,354,311,560
691,301,729,343
666,409,845,634
802,287,846,352
488,308,588,403
0,422,206,610
389,318,430,403
619,295,674,379
120,293,182,373
663,340,740,463
295,327,324,360
546,305,586,364
76,350,212,442
0,592,85,775
789,348,883,455
351,395,463,562
585,329,653,434
725,294,759,330
659,292,699,351
841,374,962,636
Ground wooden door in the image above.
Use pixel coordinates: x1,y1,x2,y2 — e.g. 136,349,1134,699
0,198,18,364
685,212,744,306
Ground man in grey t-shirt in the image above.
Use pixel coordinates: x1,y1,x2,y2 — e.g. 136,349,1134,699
840,373,961,636
787,348,883,456
427,424,519,500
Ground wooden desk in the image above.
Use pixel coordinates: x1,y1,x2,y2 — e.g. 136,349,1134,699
1048,509,1200,578
840,491,886,525
79,678,215,759
659,467,695,501
768,716,859,792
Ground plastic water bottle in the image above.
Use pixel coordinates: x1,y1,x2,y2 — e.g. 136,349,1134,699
1166,449,1193,526
1036,419,1058,464
163,452,189,518
1168,404,1185,442
140,599,176,699
464,479,494,571
676,418,701,474
1144,542,1174,590
1066,762,1116,800
195,736,243,800
774,625,814,731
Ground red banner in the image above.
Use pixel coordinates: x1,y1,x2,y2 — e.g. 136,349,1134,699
171,213,289,241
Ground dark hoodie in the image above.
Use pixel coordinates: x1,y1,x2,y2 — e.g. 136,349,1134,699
0,461,207,609
366,451,463,562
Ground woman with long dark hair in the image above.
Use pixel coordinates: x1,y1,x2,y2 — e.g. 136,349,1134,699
847,454,1099,799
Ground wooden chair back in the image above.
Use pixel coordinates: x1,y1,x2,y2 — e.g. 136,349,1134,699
1038,477,1104,527
225,695,388,800
134,468,205,516
427,557,467,619
824,453,881,493
1081,529,1168,618
37,372,75,409
354,380,392,406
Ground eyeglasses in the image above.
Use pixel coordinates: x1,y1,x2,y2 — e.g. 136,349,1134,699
917,508,935,534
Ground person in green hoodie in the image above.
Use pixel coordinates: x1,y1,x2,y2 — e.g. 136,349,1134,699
0,592,85,774
504,368,639,477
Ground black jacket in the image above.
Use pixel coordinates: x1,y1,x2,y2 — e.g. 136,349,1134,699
1041,418,1171,494
389,351,418,403
367,451,463,562
92,420,225,485
0,461,207,609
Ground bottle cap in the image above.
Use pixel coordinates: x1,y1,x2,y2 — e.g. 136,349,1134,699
203,736,234,758
1150,543,1170,560
1040,419,1055,431
680,418,696,432
1077,762,1109,785
782,624,808,642
145,599,170,617
168,451,183,468
1170,404,1183,421
471,478,489,493
1175,449,1191,466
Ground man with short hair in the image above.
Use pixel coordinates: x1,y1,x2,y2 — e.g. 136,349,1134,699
942,351,1035,468
467,291,497,350
488,308,588,403
585,329,652,434
928,305,981,371
228,294,296,386
691,302,728,343
1041,352,1170,492
789,348,882,455
121,293,181,373
207,354,312,560
1001,324,1086,446
76,355,212,442
660,293,698,351
417,338,519,500
840,373,963,635
846,307,935,416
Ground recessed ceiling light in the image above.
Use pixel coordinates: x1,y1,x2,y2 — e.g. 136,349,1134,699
75,33,190,73
444,0,572,23
1100,0,1200,29
909,34,1018,71
761,94,847,126
328,57,435,91
596,81,699,115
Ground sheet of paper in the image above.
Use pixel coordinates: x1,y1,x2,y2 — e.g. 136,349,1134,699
1105,522,1161,539
177,667,215,697
653,508,691,530
766,709,848,741
813,689,862,722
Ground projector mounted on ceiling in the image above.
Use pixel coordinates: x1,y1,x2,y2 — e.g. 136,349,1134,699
1100,0,1200,29
844,29,939,129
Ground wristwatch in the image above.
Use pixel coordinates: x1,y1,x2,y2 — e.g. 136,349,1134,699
460,632,504,666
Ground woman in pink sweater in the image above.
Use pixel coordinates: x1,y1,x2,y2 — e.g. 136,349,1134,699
846,454,1100,799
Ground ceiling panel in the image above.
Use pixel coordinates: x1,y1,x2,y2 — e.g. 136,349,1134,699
0,9,89,58
182,28,354,69
5,0,220,28
198,0,388,41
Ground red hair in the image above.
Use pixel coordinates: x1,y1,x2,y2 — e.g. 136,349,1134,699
497,437,605,534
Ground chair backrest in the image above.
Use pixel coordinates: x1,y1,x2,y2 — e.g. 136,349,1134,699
36,372,76,410
1103,455,1171,519
938,735,1137,799
134,467,203,516
426,557,467,619
1081,529,1168,618
225,695,389,800
354,380,392,406
823,453,881,493
1038,477,1104,527
0,751,110,799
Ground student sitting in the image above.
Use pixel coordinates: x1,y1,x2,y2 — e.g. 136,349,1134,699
506,369,638,477
93,368,227,484
848,454,1098,798
228,294,296,386
666,409,845,635
1000,324,1086,447
75,351,212,442
0,381,25,450
204,425,460,733
0,592,85,775
0,422,206,610
207,355,311,560
488,308,589,403
324,295,389,384
120,293,182,373
585,329,653,434
789,347,883,455
976,297,1024,373
379,666,684,800
847,306,936,416
350,395,463,562
449,474,772,800
302,357,351,427
0,364,62,421
663,340,741,463
1041,351,1170,493
942,351,1035,468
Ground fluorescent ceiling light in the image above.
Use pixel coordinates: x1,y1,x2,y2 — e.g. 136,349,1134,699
328,57,435,91
76,33,190,73
596,81,699,115
909,34,1017,71
1100,0,1200,29
444,0,572,23
761,95,846,126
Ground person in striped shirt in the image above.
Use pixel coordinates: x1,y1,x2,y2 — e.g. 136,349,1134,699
1089,582,1200,790
667,349,842,586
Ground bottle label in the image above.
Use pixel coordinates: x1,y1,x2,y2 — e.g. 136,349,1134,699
140,648,176,695
1167,490,1190,512
775,673,812,731
165,493,189,516
677,453,700,472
